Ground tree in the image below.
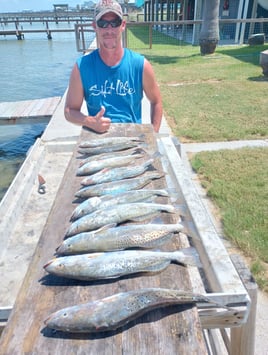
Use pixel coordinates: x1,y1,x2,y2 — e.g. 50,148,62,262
199,0,220,55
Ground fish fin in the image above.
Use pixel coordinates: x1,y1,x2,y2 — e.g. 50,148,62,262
101,195,115,202
99,167,109,173
130,211,160,222
173,247,201,267
94,223,117,235
86,253,104,259
139,261,171,273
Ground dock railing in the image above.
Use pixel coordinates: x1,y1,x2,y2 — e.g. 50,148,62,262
74,18,268,52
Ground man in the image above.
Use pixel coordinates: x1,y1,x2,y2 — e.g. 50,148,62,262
64,0,162,133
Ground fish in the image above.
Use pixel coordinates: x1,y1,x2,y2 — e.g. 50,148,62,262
75,171,164,198
44,287,219,333
78,147,144,167
65,202,175,237
44,248,199,281
70,189,169,221
76,152,145,176
77,140,147,156
57,223,184,255
80,152,161,186
79,135,145,149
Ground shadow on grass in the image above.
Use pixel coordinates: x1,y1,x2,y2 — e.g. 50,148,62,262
248,75,268,81
144,50,200,64
128,25,268,69
148,43,268,68
217,44,268,66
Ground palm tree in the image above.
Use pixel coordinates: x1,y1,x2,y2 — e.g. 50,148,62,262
199,0,220,55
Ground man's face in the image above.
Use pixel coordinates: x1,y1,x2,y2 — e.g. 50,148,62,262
94,12,125,49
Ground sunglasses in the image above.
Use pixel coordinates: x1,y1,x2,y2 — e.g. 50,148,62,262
96,18,122,28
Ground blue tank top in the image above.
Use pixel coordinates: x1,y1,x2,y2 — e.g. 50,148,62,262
77,48,144,124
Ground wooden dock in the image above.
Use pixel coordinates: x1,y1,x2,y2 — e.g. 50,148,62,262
0,124,208,354
0,10,93,39
0,27,76,40
0,97,61,121
0,119,255,354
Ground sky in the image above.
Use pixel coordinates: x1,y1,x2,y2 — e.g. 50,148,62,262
0,0,87,13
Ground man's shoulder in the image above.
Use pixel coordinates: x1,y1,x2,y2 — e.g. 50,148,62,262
77,49,98,66
124,48,144,62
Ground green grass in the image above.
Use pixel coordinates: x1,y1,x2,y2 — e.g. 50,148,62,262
127,27,268,141
127,28,268,290
143,44,268,142
191,148,268,291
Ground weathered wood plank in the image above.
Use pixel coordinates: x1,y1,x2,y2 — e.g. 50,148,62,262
0,124,207,354
0,97,61,120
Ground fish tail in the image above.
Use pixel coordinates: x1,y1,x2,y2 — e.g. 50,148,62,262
154,189,169,197
150,171,165,180
151,151,162,161
173,247,201,267
137,133,146,141
143,151,162,169
165,188,179,202
163,205,176,214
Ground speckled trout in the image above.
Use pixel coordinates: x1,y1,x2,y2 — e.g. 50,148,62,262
78,140,147,156
79,135,145,149
70,189,169,221
80,152,160,186
44,288,218,333
65,202,175,237
76,152,145,176
57,223,183,255
79,147,144,167
75,171,164,198
44,248,199,281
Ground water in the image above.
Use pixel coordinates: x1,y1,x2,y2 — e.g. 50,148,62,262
0,21,94,200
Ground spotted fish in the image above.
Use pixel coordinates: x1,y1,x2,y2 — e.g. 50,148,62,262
65,202,175,237
57,223,183,255
44,287,220,333
70,189,169,221
75,171,164,198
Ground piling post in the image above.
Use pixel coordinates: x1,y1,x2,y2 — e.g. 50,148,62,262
15,21,24,40
45,21,52,40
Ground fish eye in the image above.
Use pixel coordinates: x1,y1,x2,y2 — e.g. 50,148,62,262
63,312,68,317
